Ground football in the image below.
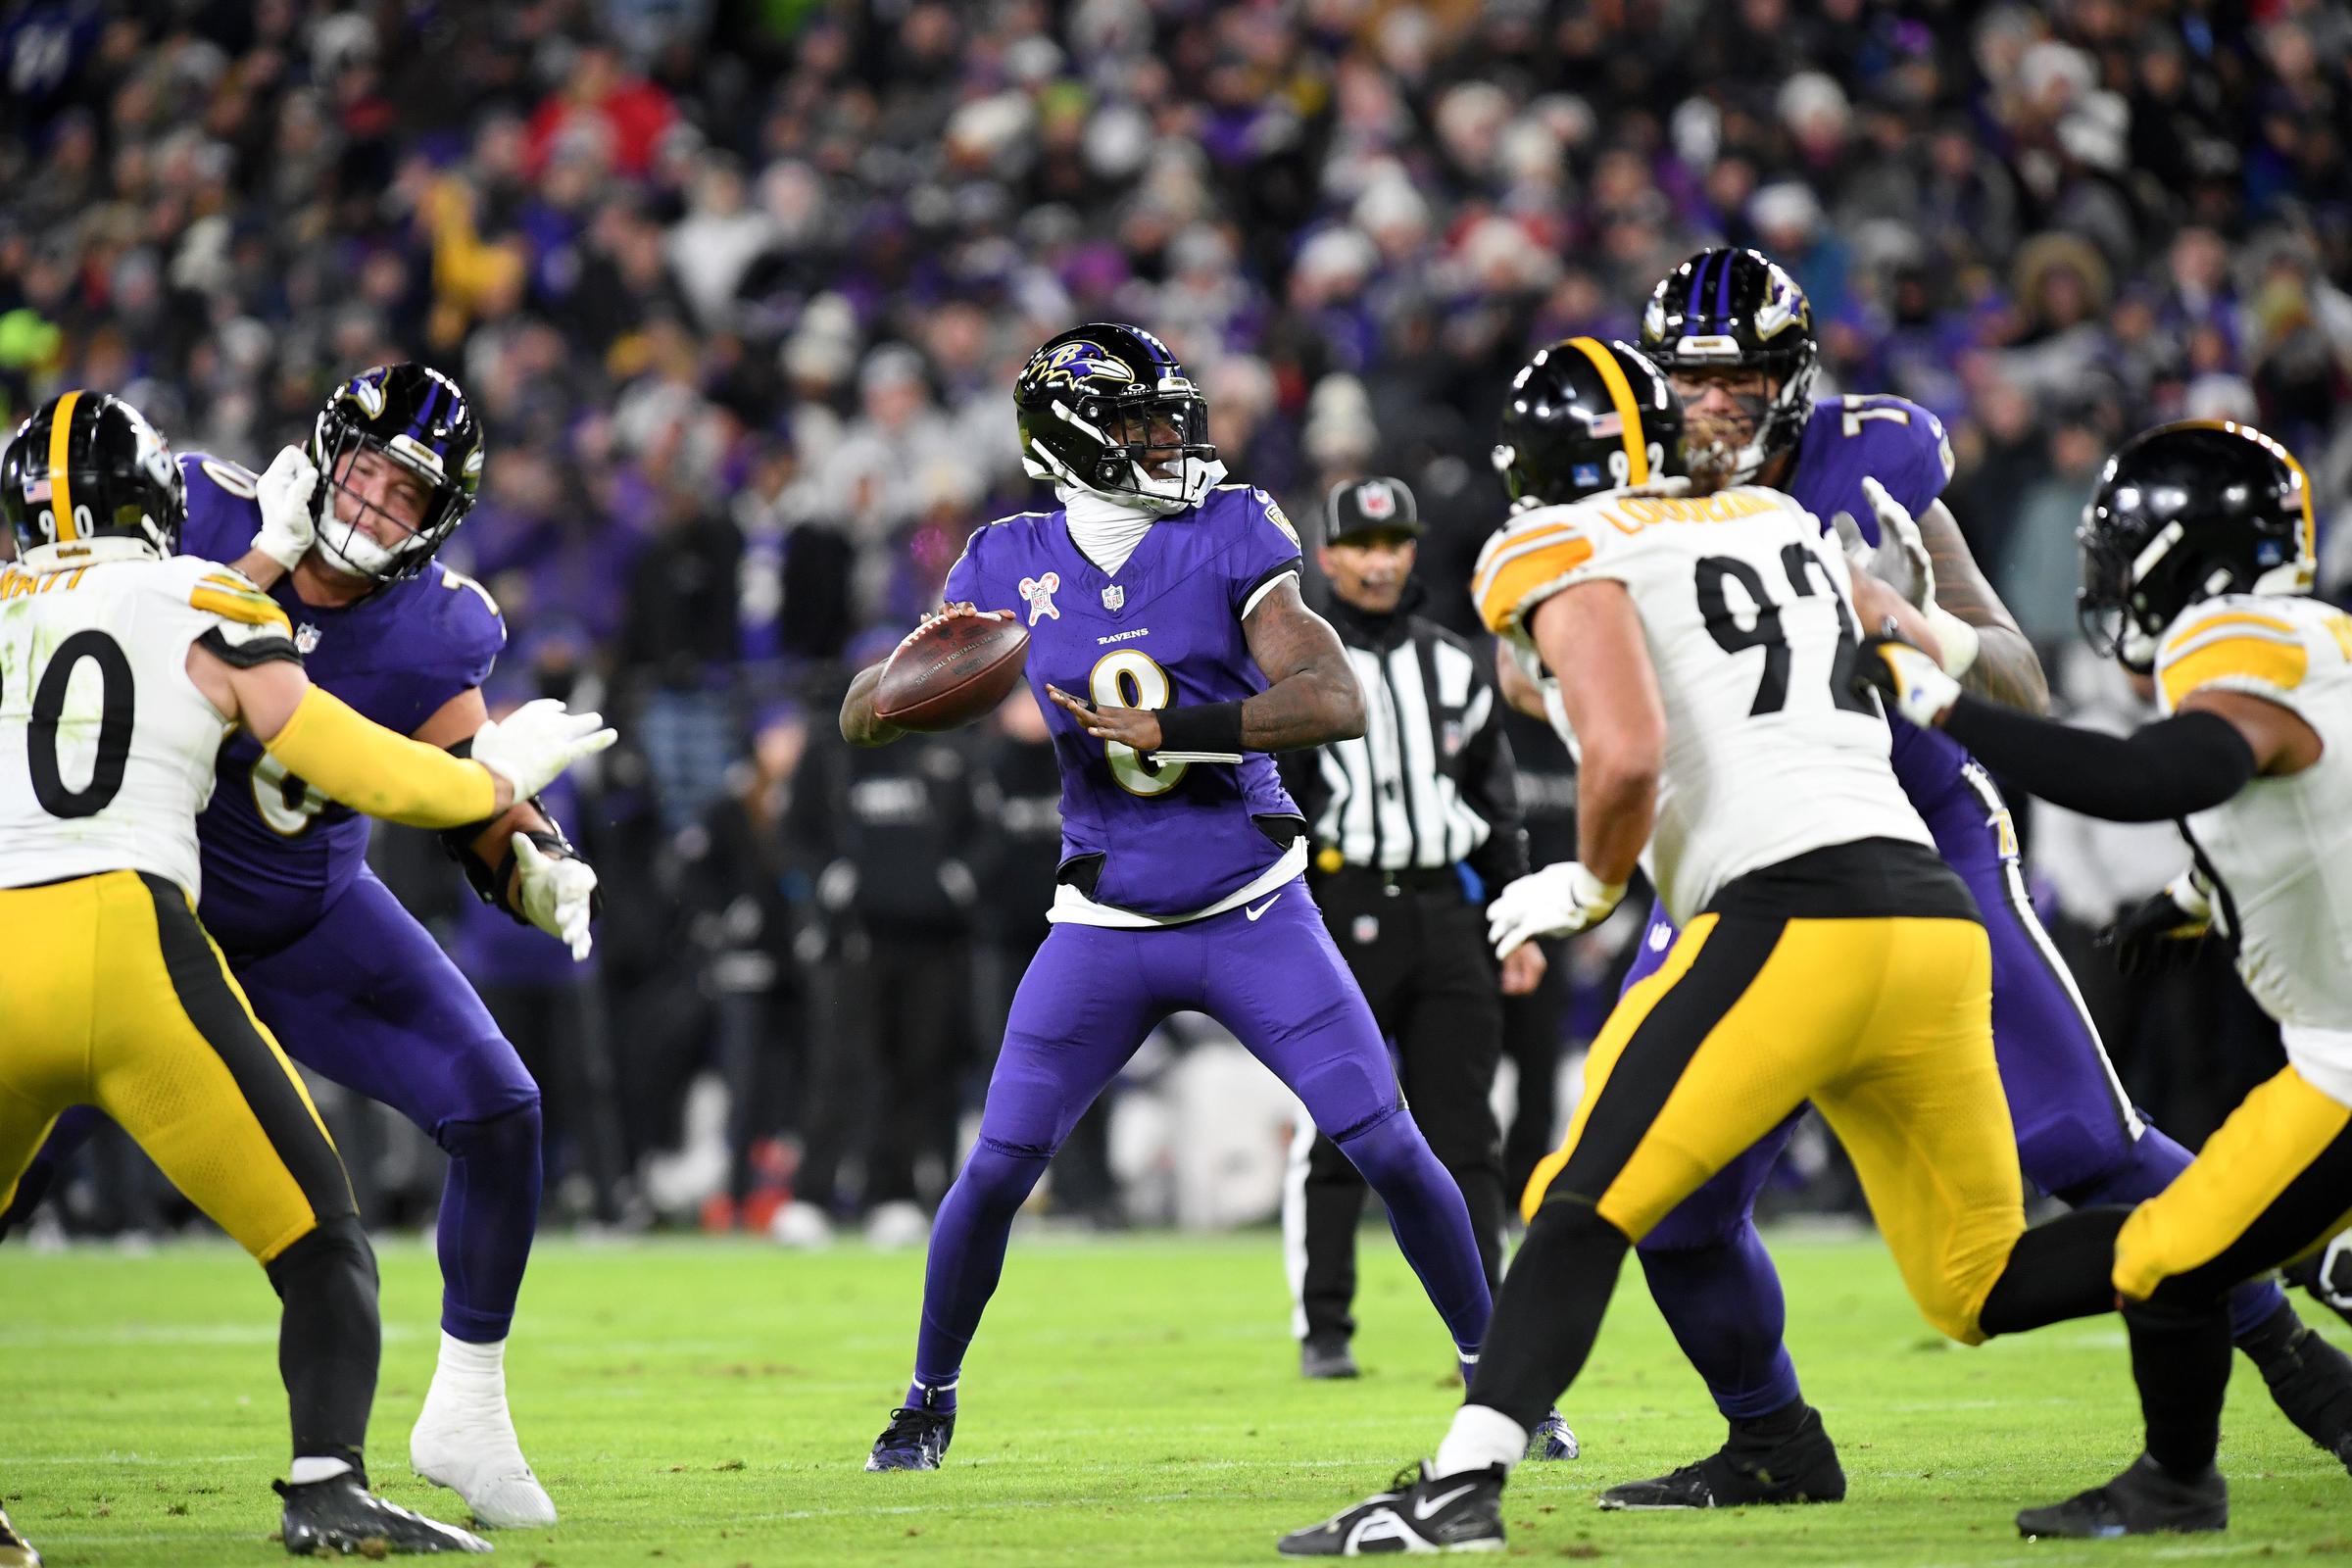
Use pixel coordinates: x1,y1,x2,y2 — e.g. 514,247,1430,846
873,611,1031,731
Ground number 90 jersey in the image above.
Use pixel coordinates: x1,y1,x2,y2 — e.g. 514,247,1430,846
1,548,298,899
1473,484,1932,925
177,453,504,953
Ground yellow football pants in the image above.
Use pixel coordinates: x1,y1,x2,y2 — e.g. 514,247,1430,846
0,870,353,1262
2115,1061,2352,1303
1524,908,2024,1344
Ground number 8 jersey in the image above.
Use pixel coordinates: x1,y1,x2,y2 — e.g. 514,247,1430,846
0,543,298,898
1472,483,1932,925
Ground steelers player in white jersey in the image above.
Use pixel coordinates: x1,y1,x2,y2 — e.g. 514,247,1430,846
0,392,612,1557
1865,419,2352,1537
1278,339,2133,1556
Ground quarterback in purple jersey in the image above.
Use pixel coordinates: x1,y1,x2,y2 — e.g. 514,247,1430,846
841,322,1495,1471
10,365,596,1529
1583,250,2352,1509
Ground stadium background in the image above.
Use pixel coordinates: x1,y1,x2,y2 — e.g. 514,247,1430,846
5,0,2350,1243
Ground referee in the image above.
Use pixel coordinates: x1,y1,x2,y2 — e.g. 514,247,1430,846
1280,475,1544,1380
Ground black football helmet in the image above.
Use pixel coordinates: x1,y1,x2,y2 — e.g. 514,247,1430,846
2078,419,2317,671
1493,337,1685,510
309,362,485,584
1,390,186,560
1638,247,1817,483
1014,323,1216,514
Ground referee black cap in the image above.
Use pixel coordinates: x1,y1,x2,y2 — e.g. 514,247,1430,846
1323,475,1424,544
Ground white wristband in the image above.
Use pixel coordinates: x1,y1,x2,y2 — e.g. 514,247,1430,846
1921,604,1982,678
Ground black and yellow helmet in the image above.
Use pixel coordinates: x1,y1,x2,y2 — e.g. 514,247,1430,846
2079,419,2318,671
1,390,186,560
1492,337,1685,510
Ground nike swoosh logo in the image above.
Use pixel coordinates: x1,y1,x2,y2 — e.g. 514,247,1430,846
1412,1483,1478,1521
1246,894,1281,921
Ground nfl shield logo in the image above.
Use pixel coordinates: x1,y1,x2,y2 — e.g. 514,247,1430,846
295,623,322,655
1351,914,1380,946
1357,480,1395,519
1101,584,1125,612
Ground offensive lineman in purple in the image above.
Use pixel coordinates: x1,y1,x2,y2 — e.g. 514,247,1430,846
124,366,582,1529
843,323,1492,1471
1591,251,2350,1510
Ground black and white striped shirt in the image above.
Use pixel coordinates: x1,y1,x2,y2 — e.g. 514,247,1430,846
1286,593,1529,888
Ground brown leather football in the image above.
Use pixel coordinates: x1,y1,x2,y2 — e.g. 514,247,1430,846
873,612,1032,731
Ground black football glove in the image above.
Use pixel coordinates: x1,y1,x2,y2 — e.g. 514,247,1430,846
2096,870,2214,976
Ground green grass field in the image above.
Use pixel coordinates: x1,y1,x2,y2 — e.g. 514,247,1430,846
8,1227,2350,1567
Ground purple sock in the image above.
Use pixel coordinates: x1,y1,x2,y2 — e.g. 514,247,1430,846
1640,1221,1803,1419
1335,1109,1492,1355
910,1138,1053,1396
433,1100,543,1343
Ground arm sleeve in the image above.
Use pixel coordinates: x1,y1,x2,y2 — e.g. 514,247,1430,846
1938,695,2256,822
263,684,501,829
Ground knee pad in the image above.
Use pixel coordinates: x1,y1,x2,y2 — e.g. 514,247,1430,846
1528,1189,1633,1250
436,1095,543,1164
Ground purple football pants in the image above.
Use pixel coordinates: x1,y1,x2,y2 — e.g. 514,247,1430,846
227,871,544,1345
911,877,1492,1390
1621,764,2287,1418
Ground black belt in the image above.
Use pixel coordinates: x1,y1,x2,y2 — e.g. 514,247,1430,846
1318,862,1464,897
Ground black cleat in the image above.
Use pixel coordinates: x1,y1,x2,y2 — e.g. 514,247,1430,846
864,1397,955,1471
1300,1336,1360,1380
0,1502,42,1568
2016,1452,2227,1538
275,1473,490,1554
1278,1461,1505,1555
1597,1404,1844,1509
2250,1312,2352,1467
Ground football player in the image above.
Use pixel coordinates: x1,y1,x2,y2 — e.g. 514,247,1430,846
843,322,1497,1470
0,391,611,1552
1863,420,2352,1534
1280,338,2132,1555
1579,250,2350,1508
2,365,596,1527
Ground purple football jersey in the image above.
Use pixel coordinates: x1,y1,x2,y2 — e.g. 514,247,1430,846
1787,394,1969,807
945,484,1304,917
177,453,505,953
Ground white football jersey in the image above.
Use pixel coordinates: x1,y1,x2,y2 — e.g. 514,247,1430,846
0,542,295,899
2154,592,2352,1104
1472,484,1930,923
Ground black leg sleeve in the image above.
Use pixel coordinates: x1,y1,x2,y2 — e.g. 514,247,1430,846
2126,1295,2233,1478
265,1215,380,1471
1978,1206,2129,1336
1463,1195,1631,1431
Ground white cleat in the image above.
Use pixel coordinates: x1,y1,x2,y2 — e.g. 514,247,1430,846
769,1200,837,1249
411,1333,557,1530
863,1200,931,1250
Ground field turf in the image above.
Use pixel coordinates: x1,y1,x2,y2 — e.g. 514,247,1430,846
8,1227,2350,1566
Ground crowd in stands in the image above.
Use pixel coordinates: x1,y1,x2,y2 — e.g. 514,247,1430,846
6,0,2349,1237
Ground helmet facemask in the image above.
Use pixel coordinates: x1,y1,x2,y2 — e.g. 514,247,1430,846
1029,384,1216,515
310,417,477,585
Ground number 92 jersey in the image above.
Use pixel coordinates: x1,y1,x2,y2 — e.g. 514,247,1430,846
1472,484,1932,925
177,453,504,954
1,550,298,899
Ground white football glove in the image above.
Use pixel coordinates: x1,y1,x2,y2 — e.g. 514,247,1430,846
1488,861,1626,958
469,698,617,802
253,445,323,572
513,834,599,961
1856,636,1961,727
1836,478,1982,677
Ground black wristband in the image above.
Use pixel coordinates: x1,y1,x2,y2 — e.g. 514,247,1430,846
1154,699,1248,756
